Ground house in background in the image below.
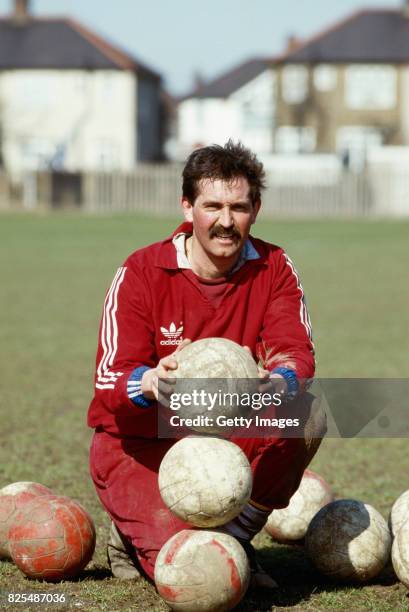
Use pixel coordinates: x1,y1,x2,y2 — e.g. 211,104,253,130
176,2,409,166
274,4,409,161
176,58,275,159
0,0,163,175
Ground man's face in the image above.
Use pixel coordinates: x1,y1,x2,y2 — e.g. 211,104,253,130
181,177,260,263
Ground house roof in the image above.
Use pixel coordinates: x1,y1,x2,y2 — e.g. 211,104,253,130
182,58,273,100
278,9,409,64
0,17,161,79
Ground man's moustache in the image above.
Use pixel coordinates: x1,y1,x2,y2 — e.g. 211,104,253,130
210,227,241,239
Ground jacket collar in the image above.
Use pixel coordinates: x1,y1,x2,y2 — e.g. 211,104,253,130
154,222,192,269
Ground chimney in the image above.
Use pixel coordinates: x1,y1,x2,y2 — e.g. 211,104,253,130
13,0,30,23
286,34,302,53
193,70,206,91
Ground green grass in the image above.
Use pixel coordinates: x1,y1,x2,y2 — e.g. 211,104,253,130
1,213,409,611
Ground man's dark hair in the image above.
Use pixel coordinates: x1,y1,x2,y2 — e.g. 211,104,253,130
182,140,266,205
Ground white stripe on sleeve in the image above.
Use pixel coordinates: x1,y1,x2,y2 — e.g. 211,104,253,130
283,254,313,341
96,267,127,389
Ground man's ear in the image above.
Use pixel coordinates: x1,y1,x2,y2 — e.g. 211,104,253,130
251,200,261,224
181,197,194,222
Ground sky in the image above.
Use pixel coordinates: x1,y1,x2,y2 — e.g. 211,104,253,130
0,0,402,94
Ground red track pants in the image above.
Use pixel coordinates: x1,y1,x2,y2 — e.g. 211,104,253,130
90,421,323,580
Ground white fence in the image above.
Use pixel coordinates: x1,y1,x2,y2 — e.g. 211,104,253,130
262,173,371,217
82,168,372,218
83,165,182,215
0,160,408,217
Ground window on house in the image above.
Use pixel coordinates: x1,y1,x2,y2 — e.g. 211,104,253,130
275,126,316,154
242,100,272,130
336,126,383,151
313,65,337,92
345,65,397,110
232,71,275,128
282,65,308,104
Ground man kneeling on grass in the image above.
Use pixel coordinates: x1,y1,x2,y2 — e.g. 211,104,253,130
87,140,325,590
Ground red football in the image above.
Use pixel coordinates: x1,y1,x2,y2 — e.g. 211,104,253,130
8,495,96,582
0,482,53,559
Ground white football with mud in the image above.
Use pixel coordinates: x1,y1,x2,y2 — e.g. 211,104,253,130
265,470,334,542
169,338,260,434
159,437,252,527
174,337,259,379
389,490,409,537
305,499,391,582
392,516,409,588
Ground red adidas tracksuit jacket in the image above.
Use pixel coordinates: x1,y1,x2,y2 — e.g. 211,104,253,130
88,222,314,437
88,222,316,580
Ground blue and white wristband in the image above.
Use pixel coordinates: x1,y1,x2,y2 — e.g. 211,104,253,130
127,366,152,408
270,367,299,400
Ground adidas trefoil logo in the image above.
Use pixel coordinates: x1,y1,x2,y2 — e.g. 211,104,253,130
160,322,184,346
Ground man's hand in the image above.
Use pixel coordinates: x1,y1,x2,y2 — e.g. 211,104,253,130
141,339,191,401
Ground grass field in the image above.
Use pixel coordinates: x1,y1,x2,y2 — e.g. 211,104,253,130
0,213,409,611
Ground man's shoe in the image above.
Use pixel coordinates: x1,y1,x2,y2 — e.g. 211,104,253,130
240,540,278,590
107,521,141,580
